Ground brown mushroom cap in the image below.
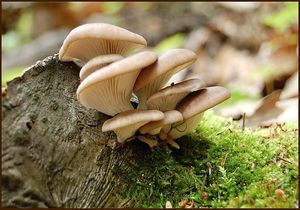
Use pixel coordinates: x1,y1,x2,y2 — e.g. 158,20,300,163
146,79,205,111
59,23,147,62
77,51,157,116
139,110,183,135
80,54,123,80
177,86,231,119
133,49,197,109
102,109,164,142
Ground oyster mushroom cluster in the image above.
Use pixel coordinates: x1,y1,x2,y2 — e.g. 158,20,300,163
59,23,230,149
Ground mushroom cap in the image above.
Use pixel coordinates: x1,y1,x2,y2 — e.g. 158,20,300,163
133,49,197,109
177,86,231,119
80,54,124,80
77,51,157,116
133,49,197,91
59,23,147,62
146,79,206,111
139,110,183,134
102,109,164,132
168,112,204,139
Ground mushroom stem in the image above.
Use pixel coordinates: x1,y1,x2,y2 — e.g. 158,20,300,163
114,121,151,143
158,130,168,140
165,135,180,149
137,135,159,148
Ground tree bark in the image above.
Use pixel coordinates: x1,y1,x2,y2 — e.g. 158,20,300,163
1,55,143,208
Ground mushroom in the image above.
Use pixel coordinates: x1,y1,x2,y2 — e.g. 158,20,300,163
137,135,159,149
133,49,197,109
79,54,124,80
59,23,147,63
146,79,205,111
139,110,183,135
76,51,157,116
168,86,231,139
102,110,164,143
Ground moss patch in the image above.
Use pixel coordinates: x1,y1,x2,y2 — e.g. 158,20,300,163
117,111,298,208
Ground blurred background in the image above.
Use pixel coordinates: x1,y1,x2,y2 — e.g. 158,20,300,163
1,2,298,127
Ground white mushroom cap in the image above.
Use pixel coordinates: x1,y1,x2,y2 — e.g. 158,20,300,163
169,86,230,139
177,86,231,119
80,54,124,80
146,79,205,111
139,110,183,135
168,112,204,140
59,23,147,62
102,110,164,143
133,49,197,109
77,51,157,116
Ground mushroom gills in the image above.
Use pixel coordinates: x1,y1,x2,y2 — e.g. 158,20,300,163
114,121,153,143
102,109,164,143
133,49,197,109
136,64,190,109
80,54,124,80
146,79,205,111
139,110,183,135
77,71,136,116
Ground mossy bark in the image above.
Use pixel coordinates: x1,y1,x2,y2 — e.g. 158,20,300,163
1,55,157,208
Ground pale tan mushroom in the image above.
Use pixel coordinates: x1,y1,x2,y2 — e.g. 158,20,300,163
77,51,157,116
79,54,123,80
139,110,183,135
102,110,164,143
133,49,197,109
168,86,230,139
146,79,205,111
59,23,147,63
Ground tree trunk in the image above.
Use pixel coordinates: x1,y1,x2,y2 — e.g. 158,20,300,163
1,55,149,208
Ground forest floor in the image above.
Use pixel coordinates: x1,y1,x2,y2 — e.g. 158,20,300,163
119,110,298,208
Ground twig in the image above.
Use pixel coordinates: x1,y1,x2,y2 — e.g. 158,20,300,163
277,156,297,166
201,162,212,192
201,173,207,192
242,112,246,131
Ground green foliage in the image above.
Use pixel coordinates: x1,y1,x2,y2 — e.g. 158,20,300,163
263,2,298,32
153,33,187,54
219,89,258,106
2,10,33,52
119,111,298,208
102,2,124,14
2,67,25,87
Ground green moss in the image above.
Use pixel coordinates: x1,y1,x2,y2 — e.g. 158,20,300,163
118,111,298,208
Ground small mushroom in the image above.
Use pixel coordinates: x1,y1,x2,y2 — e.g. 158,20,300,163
80,54,123,80
133,49,197,109
137,135,159,149
168,86,231,139
102,110,164,143
77,51,157,116
146,79,205,111
139,110,183,135
59,23,147,63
